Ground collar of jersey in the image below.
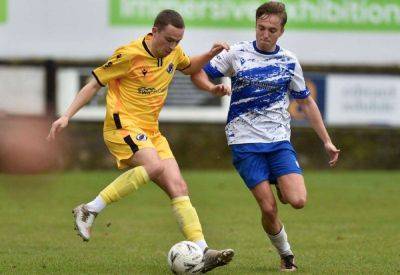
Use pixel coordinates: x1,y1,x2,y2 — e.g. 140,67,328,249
142,33,156,58
252,41,280,55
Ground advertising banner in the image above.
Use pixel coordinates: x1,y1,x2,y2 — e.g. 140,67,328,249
326,74,400,126
110,0,400,31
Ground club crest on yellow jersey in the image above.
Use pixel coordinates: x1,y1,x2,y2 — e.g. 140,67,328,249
136,133,147,141
167,63,174,74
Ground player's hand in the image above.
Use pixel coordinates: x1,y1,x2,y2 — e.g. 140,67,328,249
324,141,340,167
209,42,230,58
47,115,69,141
211,84,231,96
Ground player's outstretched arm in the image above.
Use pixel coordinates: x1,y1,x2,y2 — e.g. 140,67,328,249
47,78,102,141
190,69,231,97
181,42,229,75
296,96,340,167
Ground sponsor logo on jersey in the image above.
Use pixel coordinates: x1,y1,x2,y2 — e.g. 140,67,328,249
138,87,166,95
103,61,113,68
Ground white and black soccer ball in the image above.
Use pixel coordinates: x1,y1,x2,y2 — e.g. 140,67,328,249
167,241,204,274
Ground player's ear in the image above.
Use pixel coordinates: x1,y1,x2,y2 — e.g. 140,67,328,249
151,27,158,35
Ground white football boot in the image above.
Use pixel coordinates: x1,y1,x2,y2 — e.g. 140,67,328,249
72,204,97,241
201,248,235,273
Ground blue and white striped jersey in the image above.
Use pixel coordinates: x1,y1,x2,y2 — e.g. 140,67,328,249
204,41,310,145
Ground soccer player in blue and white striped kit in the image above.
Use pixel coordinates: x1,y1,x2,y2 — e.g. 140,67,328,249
191,1,340,271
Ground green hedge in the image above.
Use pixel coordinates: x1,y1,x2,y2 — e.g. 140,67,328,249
64,122,400,171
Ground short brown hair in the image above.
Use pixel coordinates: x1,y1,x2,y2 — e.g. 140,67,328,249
256,1,287,27
154,9,185,30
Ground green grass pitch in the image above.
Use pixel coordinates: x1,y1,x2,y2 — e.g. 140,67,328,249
0,170,399,274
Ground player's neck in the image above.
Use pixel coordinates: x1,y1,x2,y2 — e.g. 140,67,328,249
256,42,277,53
145,39,162,58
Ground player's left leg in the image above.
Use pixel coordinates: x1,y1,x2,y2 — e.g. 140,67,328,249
153,157,234,273
268,147,307,209
153,158,203,243
277,173,307,209
250,181,297,270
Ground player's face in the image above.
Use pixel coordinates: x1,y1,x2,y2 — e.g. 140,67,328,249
255,14,284,52
152,24,184,58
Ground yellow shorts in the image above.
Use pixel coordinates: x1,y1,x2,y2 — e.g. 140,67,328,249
103,128,174,169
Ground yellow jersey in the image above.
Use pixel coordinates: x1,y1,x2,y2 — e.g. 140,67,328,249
92,33,191,132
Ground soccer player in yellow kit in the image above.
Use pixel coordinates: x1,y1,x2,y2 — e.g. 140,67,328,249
47,10,234,273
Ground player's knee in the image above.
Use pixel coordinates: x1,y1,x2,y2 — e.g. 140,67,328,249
260,202,277,220
289,196,306,209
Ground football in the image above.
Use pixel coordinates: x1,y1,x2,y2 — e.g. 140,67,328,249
167,241,204,274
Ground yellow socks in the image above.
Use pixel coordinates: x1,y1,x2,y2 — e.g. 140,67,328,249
98,170,204,243
99,166,150,204
171,196,204,242
98,173,206,247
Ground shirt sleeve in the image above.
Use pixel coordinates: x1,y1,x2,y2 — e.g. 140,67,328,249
175,45,191,71
203,50,233,79
92,47,132,86
289,59,310,99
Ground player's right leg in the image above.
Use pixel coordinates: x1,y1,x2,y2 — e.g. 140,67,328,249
251,182,296,271
73,148,162,241
233,152,296,271
73,129,163,241
251,182,282,236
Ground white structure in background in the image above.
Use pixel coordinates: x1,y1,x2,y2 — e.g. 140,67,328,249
1,0,400,125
